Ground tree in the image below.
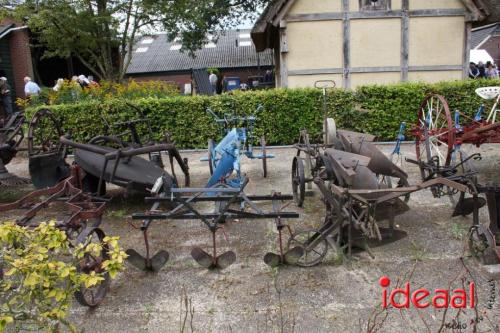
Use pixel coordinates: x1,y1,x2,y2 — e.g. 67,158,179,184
0,0,270,81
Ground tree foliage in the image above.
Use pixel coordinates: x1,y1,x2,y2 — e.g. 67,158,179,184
0,0,269,81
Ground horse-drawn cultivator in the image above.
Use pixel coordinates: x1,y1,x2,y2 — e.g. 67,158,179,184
0,84,499,311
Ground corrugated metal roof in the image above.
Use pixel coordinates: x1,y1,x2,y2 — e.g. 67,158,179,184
472,22,500,49
126,29,273,75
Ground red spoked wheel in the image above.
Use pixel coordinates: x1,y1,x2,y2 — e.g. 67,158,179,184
415,94,456,180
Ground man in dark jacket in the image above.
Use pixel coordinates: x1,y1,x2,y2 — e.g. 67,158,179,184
0,77,13,118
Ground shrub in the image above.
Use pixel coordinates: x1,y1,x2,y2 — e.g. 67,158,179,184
0,222,127,333
17,79,180,108
25,78,500,148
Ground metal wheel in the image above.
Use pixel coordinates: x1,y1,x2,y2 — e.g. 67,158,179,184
415,94,455,180
73,227,110,307
292,156,305,207
287,229,328,267
260,136,267,178
323,118,336,145
208,139,216,176
28,109,64,156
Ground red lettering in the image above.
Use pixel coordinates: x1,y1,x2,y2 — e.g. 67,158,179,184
412,289,430,308
390,283,410,308
451,290,467,308
432,289,449,308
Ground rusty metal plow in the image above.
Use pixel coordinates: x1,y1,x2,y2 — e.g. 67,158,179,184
129,176,301,271
0,167,111,307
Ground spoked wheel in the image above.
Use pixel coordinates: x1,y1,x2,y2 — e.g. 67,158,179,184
291,156,306,207
287,229,328,267
28,109,64,156
73,227,111,307
415,94,456,181
208,139,216,176
260,136,267,178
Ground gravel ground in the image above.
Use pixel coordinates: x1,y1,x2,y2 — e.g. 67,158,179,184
1,143,499,333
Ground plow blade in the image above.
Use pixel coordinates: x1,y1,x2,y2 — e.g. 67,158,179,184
452,197,487,217
339,133,408,180
125,249,170,272
191,247,236,270
263,246,305,267
29,153,69,189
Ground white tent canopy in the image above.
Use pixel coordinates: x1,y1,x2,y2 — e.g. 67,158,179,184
470,49,494,64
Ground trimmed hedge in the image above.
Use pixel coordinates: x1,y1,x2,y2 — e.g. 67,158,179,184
26,78,500,148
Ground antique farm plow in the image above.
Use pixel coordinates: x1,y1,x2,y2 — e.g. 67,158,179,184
128,176,302,271
0,166,111,307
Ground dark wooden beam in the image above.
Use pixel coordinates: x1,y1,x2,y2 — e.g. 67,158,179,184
463,22,472,78
401,0,409,81
342,0,351,89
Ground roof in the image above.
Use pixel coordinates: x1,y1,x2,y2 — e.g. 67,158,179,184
126,29,273,75
472,22,500,49
252,0,495,52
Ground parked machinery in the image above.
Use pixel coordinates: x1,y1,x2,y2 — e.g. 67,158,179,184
292,80,338,206
288,127,499,267
0,113,33,187
0,166,110,307
202,105,272,187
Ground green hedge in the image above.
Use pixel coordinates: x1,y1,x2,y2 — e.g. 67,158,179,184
26,78,500,148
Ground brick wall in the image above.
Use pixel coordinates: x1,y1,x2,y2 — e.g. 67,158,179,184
0,19,33,99
128,66,273,94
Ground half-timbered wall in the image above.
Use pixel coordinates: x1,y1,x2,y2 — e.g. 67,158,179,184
281,0,470,89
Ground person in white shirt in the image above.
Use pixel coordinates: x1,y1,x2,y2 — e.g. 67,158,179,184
24,76,41,97
208,72,218,94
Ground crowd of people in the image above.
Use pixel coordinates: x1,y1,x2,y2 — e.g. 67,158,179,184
469,61,499,79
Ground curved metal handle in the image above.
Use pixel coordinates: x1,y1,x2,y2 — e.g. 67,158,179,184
314,80,336,89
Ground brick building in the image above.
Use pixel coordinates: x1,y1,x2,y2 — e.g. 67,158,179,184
126,29,274,94
0,20,33,102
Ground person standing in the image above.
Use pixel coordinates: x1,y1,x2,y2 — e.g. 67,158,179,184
24,76,41,97
0,77,13,118
208,71,218,94
469,63,479,79
485,62,499,79
477,61,486,78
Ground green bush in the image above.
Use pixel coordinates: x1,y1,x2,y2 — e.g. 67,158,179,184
26,78,500,148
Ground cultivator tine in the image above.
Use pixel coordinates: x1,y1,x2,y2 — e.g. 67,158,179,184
125,249,148,271
191,247,216,269
216,251,237,269
150,250,170,272
283,246,305,264
263,252,282,267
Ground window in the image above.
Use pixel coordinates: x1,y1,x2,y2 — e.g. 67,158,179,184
360,0,390,11
135,47,149,53
141,38,154,44
239,33,251,39
170,44,182,51
204,42,216,48
239,41,252,47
